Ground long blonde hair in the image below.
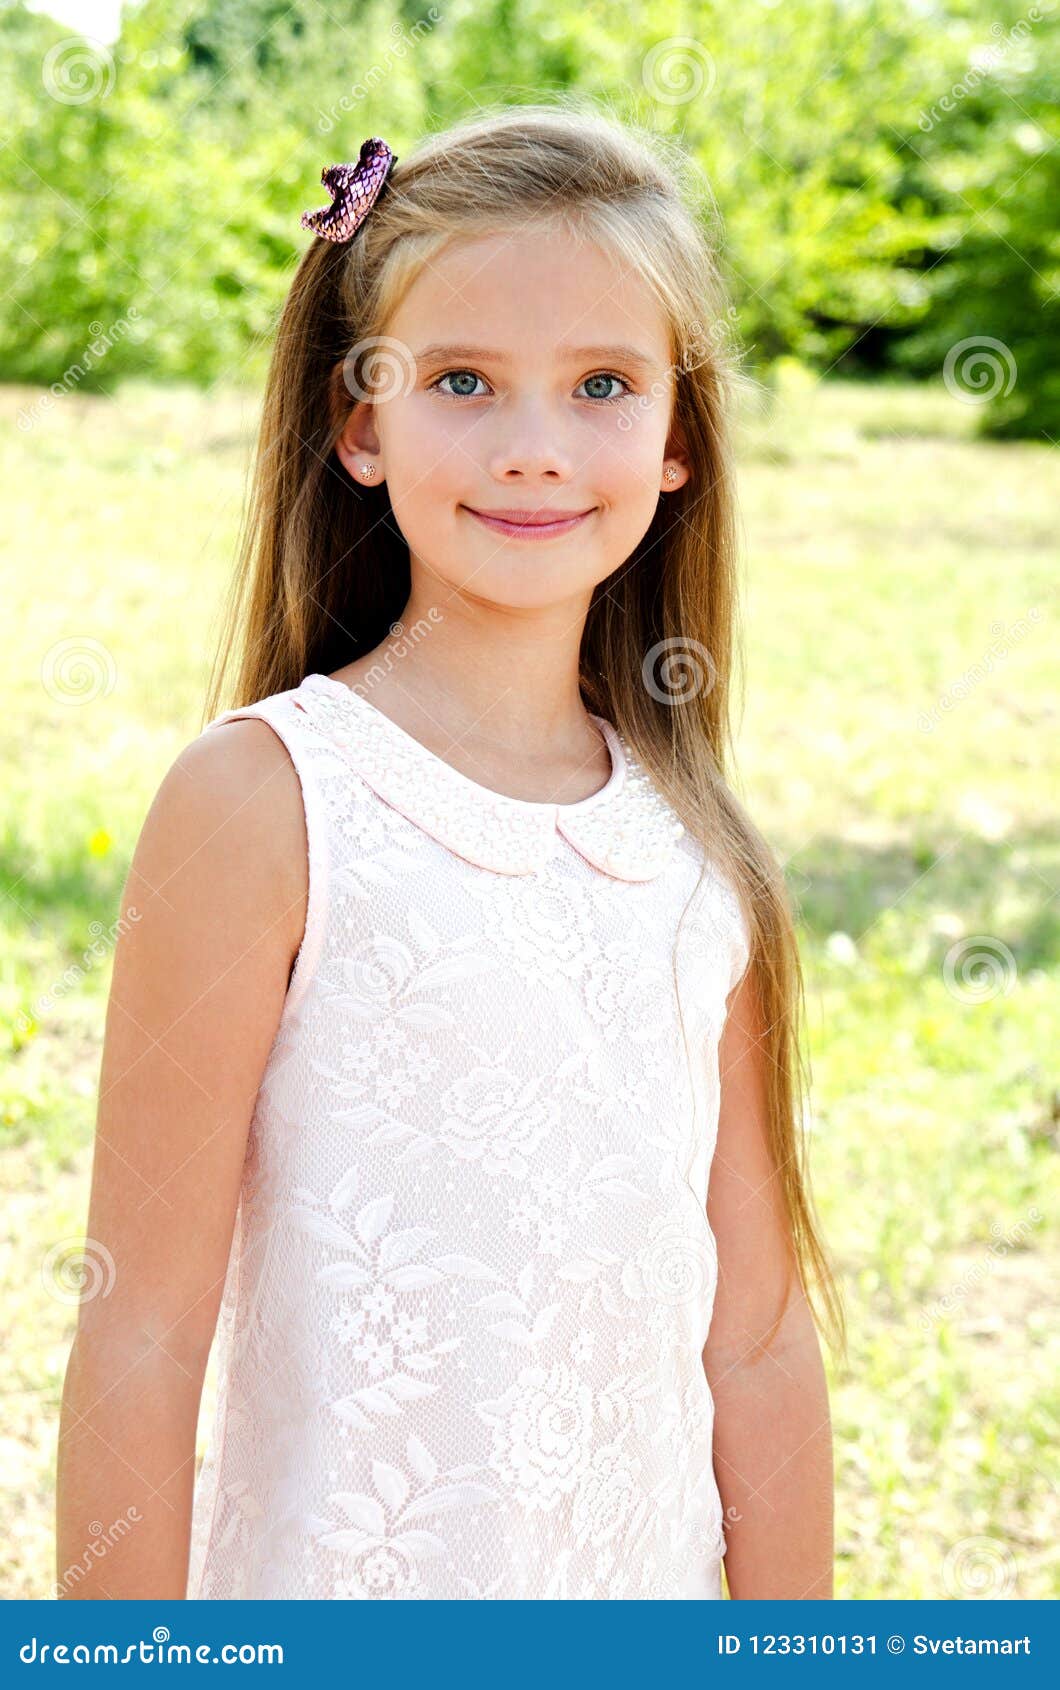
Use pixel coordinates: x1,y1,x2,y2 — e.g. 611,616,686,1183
206,97,845,1359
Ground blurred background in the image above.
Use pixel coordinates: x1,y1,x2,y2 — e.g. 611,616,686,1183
2,0,1056,1599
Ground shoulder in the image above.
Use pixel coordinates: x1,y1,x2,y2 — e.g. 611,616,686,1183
679,840,752,999
132,712,308,967
168,711,306,859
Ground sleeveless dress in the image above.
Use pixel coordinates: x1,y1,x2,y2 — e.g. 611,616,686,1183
186,672,750,1600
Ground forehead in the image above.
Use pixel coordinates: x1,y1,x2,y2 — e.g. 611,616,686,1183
389,226,673,367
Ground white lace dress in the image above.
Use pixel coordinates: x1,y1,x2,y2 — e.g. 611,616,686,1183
186,672,750,1600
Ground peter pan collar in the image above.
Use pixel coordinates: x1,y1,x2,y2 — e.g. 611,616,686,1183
291,672,685,882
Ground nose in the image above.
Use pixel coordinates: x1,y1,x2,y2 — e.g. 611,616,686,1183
484,395,575,482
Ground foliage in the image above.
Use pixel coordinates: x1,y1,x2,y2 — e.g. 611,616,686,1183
0,0,1056,434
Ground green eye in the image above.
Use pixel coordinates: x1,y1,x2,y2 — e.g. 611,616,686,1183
578,373,632,403
429,369,633,402
433,370,487,398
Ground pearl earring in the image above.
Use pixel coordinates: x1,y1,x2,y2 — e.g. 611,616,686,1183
663,464,678,485
361,463,377,480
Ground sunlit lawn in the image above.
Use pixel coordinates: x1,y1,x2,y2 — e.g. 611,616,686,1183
1,371,1056,1598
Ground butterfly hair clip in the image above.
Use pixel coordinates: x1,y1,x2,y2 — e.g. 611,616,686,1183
300,137,398,244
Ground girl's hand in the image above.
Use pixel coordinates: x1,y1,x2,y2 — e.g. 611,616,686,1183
54,718,309,1599
704,962,835,1599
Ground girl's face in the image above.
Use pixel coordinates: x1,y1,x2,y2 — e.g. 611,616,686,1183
336,225,689,609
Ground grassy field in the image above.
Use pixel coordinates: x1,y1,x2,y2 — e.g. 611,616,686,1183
1,372,1056,1599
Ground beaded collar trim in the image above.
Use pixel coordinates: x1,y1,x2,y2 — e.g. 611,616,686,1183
292,673,685,881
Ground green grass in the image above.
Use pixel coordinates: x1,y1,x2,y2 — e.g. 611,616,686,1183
2,372,1056,1598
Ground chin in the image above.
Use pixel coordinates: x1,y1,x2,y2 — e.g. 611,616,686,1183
455,556,597,608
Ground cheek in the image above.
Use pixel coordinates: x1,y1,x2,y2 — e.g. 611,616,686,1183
592,427,667,504
396,406,487,490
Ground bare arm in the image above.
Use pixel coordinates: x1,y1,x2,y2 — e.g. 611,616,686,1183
55,718,308,1599
704,962,834,1599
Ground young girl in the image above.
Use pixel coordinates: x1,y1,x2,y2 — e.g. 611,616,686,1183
57,104,842,1601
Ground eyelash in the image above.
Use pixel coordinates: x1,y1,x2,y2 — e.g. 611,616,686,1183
428,369,635,405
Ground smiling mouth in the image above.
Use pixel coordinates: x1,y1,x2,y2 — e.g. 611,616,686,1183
462,506,596,540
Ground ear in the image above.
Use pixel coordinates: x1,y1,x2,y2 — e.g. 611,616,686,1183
329,359,383,483
661,419,691,491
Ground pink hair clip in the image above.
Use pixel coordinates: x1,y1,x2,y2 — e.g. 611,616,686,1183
300,137,398,244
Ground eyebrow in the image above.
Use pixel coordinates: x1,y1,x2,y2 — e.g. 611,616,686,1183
413,342,661,373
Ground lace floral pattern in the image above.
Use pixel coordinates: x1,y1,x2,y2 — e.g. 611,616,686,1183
186,674,750,1599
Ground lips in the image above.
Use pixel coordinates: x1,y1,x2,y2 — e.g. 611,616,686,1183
463,505,595,540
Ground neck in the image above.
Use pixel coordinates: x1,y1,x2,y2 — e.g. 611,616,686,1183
345,578,601,759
